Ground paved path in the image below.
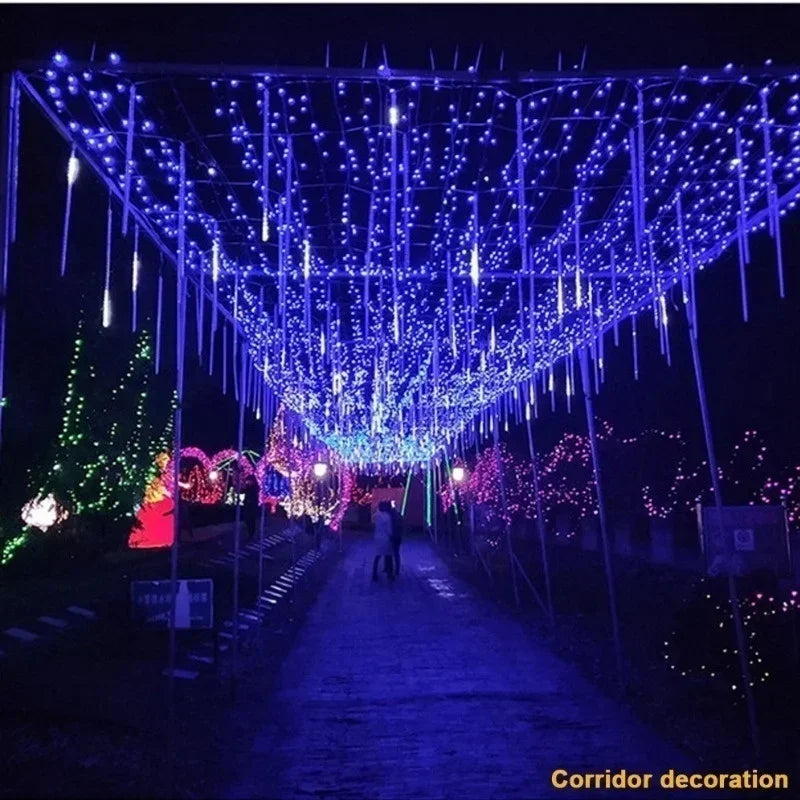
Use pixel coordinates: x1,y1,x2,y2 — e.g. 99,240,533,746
227,538,693,799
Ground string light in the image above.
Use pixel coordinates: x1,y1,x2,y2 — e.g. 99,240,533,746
67,153,79,185
662,578,798,697
1,533,28,566
33,327,173,520
439,424,796,538
212,237,220,284
470,242,480,288
102,288,112,328
28,55,800,466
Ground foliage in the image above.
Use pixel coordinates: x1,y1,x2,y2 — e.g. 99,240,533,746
18,324,174,559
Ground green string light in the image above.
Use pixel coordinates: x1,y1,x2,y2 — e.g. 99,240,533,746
35,326,173,524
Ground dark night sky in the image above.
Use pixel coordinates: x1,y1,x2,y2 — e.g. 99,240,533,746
1,3,799,509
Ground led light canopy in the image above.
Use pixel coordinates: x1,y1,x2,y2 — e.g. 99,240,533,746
20,56,800,466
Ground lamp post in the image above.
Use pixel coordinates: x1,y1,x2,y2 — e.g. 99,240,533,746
452,465,470,553
313,461,329,551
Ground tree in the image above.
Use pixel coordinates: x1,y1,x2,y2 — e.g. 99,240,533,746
33,324,172,530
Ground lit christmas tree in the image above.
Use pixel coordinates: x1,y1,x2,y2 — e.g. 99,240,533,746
33,326,172,528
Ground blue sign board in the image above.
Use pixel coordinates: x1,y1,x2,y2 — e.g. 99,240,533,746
130,579,214,629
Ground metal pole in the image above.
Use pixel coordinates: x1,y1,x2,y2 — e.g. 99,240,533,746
492,410,520,608
289,517,296,623
401,466,412,516
579,346,623,686
469,501,476,556
432,460,439,545
684,296,760,756
425,462,432,540
525,413,555,627
338,472,343,553
0,74,17,463
257,499,266,605
167,143,188,784
231,342,247,695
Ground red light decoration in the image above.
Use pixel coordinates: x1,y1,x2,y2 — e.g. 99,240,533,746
128,496,174,549
350,485,373,507
163,447,253,503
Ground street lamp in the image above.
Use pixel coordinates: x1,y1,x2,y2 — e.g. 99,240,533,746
312,461,330,551
451,465,472,553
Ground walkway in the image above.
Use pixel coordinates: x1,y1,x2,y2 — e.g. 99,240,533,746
227,537,692,799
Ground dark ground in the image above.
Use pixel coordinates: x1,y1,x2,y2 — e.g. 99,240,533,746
0,519,342,798
2,521,798,798
225,537,696,800
438,523,800,786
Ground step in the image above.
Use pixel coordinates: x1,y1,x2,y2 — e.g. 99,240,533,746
223,620,249,631
162,668,199,680
66,606,96,619
38,616,69,629
3,627,39,642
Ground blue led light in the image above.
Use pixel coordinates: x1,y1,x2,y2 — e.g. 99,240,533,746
31,56,800,466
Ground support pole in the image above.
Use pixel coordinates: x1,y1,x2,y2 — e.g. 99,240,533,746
231,341,247,696
0,73,16,462
289,511,297,622
59,145,76,277
684,294,760,756
257,498,266,606
401,466,412,516
121,83,136,236
432,459,439,545
155,260,164,375
167,143,188,784
425,462,432,540
525,412,554,626
469,500,476,557
492,410,520,608
579,347,623,686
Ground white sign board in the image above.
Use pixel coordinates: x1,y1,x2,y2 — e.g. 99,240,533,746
697,505,790,577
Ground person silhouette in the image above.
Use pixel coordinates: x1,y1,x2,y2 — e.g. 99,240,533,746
372,500,395,581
